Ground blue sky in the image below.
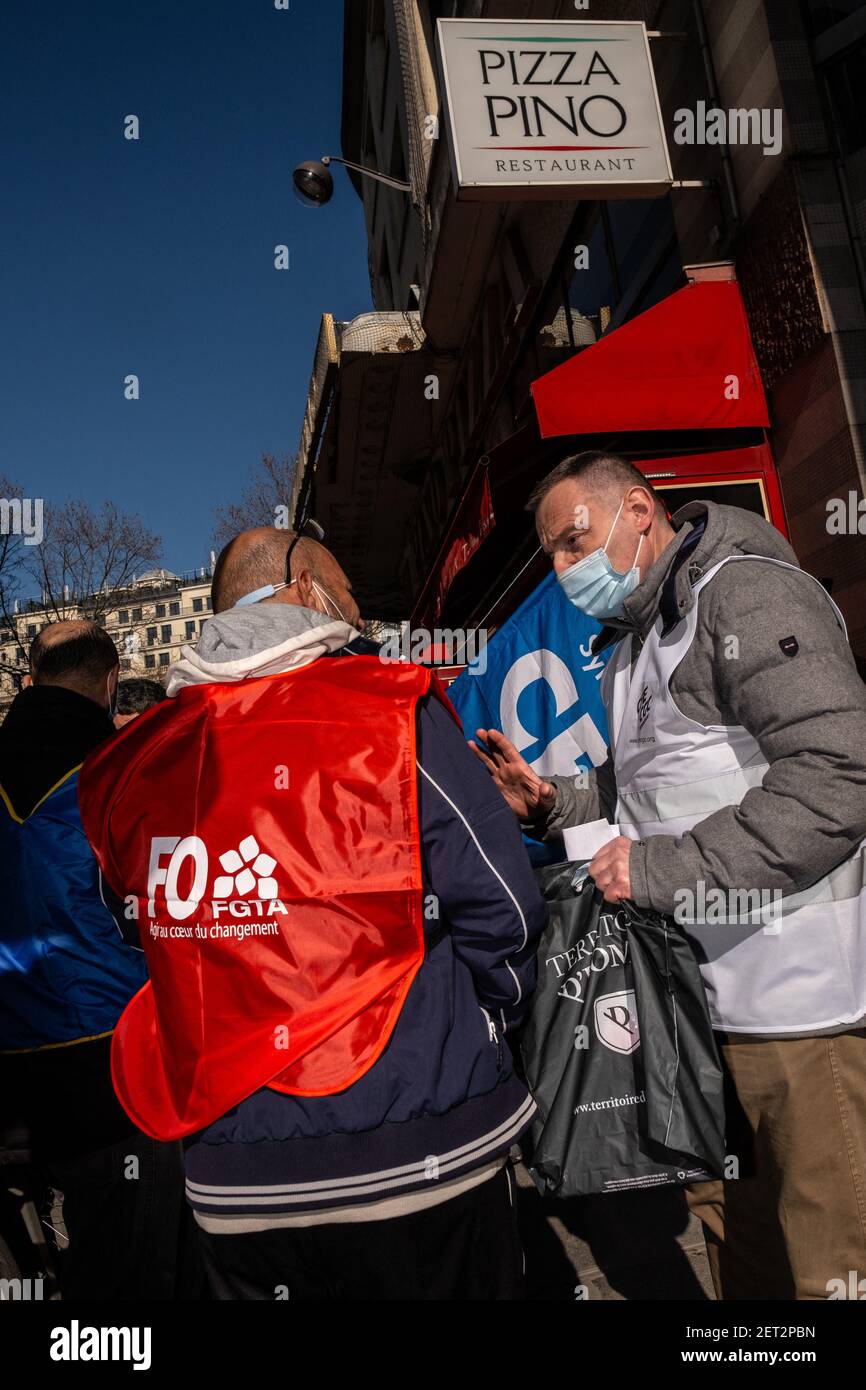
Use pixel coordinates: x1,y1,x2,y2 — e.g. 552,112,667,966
0,1,371,576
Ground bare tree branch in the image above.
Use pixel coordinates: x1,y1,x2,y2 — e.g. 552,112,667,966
0,499,162,690
212,454,298,550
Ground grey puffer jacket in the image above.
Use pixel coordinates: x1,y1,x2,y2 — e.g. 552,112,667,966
528,499,866,932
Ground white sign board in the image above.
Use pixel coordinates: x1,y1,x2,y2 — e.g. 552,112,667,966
436,18,673,201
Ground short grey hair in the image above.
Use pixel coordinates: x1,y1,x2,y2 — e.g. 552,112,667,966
526,450,666,516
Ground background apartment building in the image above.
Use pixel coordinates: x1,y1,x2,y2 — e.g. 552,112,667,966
292,0,866,663
0,566,213,718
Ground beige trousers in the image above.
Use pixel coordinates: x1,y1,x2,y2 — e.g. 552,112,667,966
685,1029,866,1300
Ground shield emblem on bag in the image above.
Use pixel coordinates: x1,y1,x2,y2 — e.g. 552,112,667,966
594,990,640,1054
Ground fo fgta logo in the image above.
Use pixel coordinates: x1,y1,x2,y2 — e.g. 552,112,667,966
147,833,284,920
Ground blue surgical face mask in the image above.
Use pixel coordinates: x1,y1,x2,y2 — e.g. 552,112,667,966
557,496,644,620
234,582,285,607
234,574,349,626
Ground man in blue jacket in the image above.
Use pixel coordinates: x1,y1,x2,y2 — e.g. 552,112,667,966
0,620,196,1299
162,527,548,1300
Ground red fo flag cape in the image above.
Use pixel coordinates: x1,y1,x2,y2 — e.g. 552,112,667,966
78,656,442,1140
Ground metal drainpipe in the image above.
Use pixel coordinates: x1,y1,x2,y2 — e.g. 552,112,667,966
693,0,741,232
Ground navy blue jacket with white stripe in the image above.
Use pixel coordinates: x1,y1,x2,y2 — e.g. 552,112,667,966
182,637,548,1220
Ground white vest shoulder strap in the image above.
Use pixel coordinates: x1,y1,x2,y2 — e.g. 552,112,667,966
692,554,848,640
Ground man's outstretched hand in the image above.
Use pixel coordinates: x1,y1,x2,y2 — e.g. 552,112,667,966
469,728,557,820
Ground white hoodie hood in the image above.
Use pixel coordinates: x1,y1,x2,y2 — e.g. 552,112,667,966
166,604,360,695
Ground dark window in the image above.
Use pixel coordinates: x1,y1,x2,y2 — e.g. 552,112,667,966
145,653,156,670
161,624,172,643
803,0,865,40
564,213,617,343
118,609,129,624
390,121,407,184
155,603,166,618
565,197,682,337
185,620,196,639
607,199,681,317
26,624,36,638
654,480,769,522
627,238,684,320
822,39,866,155
192,597,203,613
382,241,392,296
605,200,651,295
169,601,180,616
146,626,157,645
429,0,459,18
206,597,212,611
132,607,143,621
159,651,170,667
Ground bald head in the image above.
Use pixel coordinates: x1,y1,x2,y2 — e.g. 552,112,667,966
211,528,303,612
29,619,119,705
210,526,361,629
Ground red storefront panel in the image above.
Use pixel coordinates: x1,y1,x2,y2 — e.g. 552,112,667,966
636,444,788,537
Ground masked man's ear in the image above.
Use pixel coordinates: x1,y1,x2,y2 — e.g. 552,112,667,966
293,566,317,609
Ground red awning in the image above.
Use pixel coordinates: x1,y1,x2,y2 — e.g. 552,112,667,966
531,280,770,437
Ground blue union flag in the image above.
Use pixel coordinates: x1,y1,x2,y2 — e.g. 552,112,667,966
448,572,611,860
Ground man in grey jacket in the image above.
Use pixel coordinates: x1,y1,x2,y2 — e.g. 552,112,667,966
472,450,866,1300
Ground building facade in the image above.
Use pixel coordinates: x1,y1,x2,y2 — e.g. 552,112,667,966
0,567,213,717
293,0,866,662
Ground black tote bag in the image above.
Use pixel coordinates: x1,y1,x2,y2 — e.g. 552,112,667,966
521,865,726,1199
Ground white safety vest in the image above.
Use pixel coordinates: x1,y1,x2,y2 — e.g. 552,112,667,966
601,554,866,1034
